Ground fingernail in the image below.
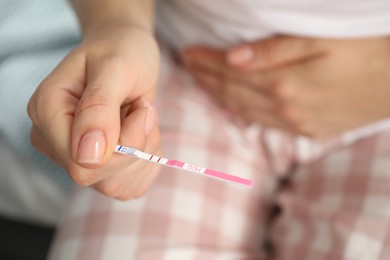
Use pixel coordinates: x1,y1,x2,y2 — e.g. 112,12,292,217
141,98,156,135
227,46,255,65
77,130,106,164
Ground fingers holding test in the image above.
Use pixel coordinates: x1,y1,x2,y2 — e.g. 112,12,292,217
71,53,143,169
90,97,161,198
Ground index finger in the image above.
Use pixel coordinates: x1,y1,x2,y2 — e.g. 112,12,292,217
227,36,328,71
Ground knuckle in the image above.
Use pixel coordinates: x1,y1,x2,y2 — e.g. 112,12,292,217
76,90,111,115
273,81,294,99
100,183,121,198
29,131,42,151
115,194,131,201
117,166,160,201
27,98,37,123
68,166,94,186
117,193,136,201
27,87,46,124
118,188,147,201
70,174,91,187
133,185,150,199
27,82,55,126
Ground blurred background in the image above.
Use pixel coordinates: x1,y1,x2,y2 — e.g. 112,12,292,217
0,1,80,259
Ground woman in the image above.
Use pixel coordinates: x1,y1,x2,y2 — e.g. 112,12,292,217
28,0,390,259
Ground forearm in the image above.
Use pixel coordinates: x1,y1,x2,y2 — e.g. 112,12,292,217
71,0,155,36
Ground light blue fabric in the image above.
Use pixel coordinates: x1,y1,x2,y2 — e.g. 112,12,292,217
0,0,81,192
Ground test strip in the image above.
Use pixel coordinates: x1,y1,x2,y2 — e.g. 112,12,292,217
115,145,253,188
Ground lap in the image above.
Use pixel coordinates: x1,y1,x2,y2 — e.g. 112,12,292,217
273,131,390,260
48,54,281,260
49,50,390,260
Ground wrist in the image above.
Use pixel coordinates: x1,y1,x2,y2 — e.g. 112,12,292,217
83,20,154,42
72,0,155,38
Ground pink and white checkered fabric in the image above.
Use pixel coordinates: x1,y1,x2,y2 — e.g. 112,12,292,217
272,131,390,260
48,51,390,260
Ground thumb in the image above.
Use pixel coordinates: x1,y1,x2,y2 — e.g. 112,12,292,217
71,59,136,168
72,87,122,168
226,36,326,71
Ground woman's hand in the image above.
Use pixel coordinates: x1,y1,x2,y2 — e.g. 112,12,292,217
28,24,161,200
182,36,390,138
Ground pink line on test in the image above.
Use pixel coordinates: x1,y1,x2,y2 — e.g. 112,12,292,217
204,169,253,187
115,145,253,188
167,160,185,167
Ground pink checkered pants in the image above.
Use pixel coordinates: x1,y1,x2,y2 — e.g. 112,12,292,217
48,52,390,260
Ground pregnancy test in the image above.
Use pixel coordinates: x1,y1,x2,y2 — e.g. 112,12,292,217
115,145,253,188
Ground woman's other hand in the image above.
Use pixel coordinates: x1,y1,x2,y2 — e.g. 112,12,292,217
182,36,390,138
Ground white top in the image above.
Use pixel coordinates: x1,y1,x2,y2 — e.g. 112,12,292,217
156,0,390,50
